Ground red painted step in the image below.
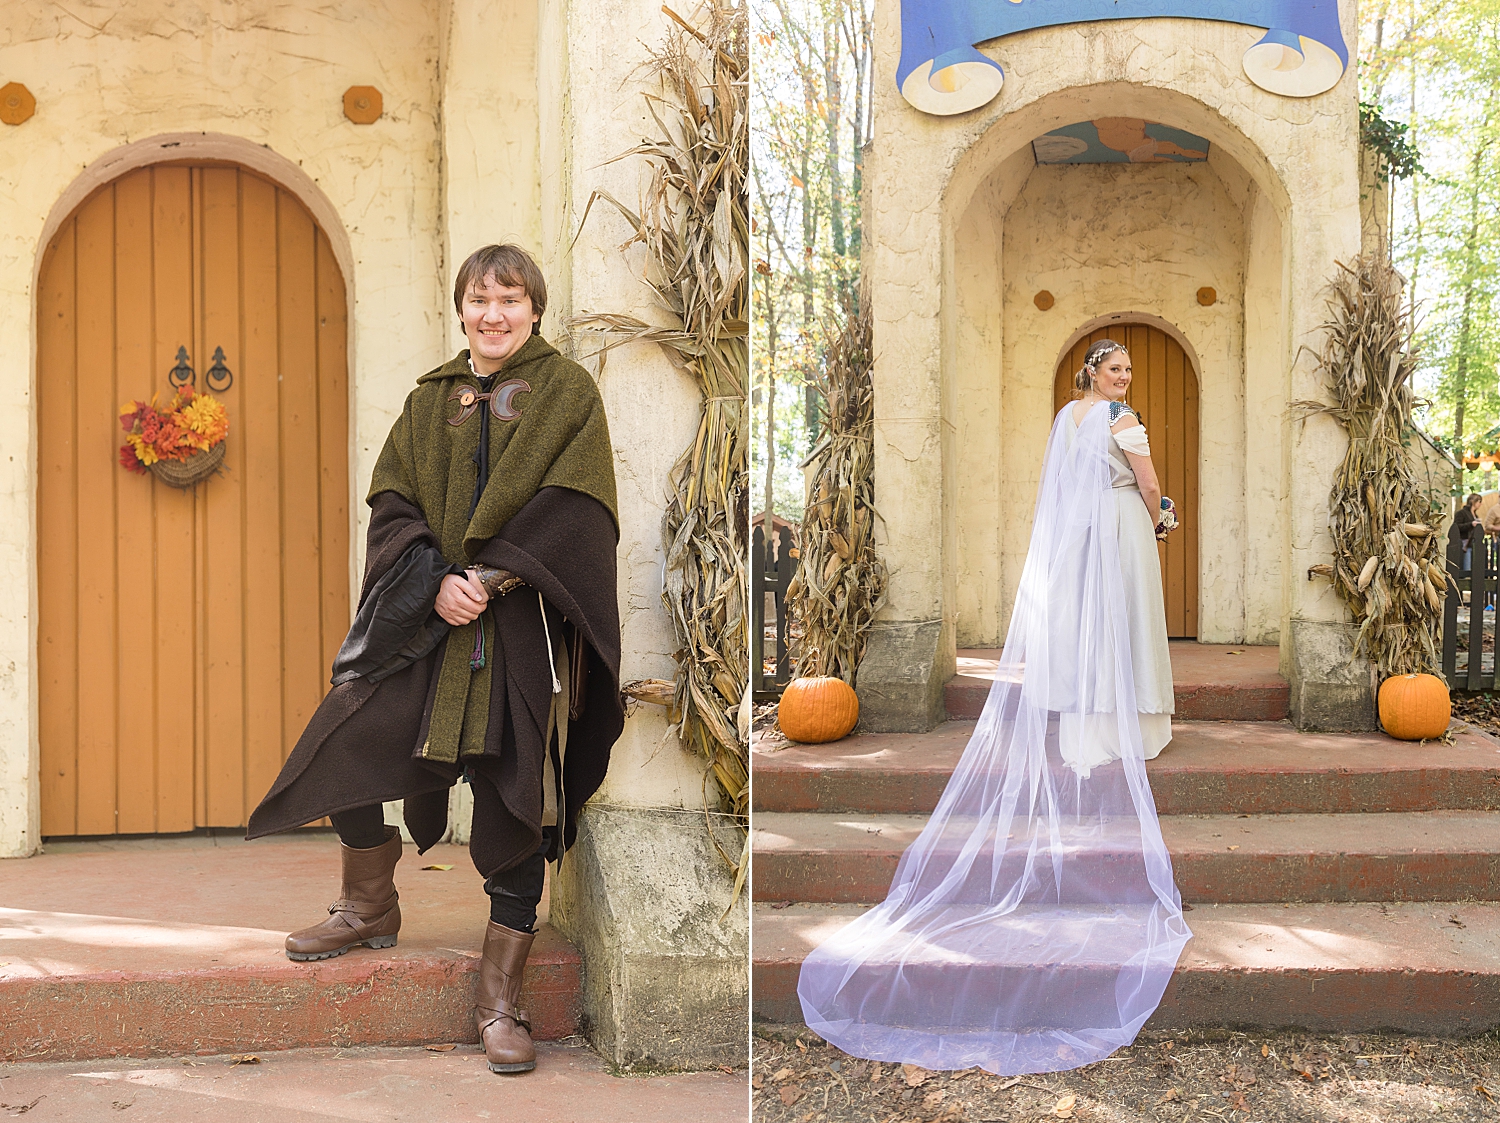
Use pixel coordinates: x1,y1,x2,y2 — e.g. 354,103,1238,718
751,809,1500,905
752,901,1500,1035
945,643,1290,722
753,720,1500,816
0,835,580,1062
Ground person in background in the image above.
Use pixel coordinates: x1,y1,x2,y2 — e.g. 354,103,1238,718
1453,493,1482,574
1482,496,1500,540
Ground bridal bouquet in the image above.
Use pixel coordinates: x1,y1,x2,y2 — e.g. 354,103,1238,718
1155,496,1179,542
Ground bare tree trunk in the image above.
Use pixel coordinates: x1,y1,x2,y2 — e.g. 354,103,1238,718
1450,145,1488,494
762,230,780,525
800,131,819,441
1408,0,1423,327
823,12,845,261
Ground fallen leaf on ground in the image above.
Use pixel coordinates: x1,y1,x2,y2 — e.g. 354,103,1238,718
1157,1088,1180,1104
1261,1045,1269,1058
1477,1082,1496,1103
795,1037,808,1052
997,1077,1023,1091
421,864,453,871
778,1083,803,1106
902,1064,930,1087
1228,1089,1249,1111
227,1055,261,1066
923,1089,946,1106
869,1061,883,1083
424,1043,456,1052
1227,845,1240,851
1054,1092,1077,1117
770,1066,794,1082
750,1073,763,1089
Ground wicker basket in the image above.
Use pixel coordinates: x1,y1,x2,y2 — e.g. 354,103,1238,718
150,441,226,489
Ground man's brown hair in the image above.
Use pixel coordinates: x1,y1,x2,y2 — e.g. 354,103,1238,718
453,244,547,331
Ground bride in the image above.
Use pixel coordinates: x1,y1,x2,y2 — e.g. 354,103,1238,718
798,338,1192,1075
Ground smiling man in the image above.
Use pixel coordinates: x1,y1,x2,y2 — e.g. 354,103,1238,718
248,244,623,1076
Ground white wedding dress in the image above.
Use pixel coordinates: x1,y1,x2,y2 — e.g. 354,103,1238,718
798,400,1191,1075
1056,403,1174,775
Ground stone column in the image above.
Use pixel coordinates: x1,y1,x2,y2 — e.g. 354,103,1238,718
855,0,954,732
1278,60,1375,731
531,0,748,1070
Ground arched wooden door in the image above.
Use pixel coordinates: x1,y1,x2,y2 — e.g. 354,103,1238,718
38,163,350,836
1054,324,1199,638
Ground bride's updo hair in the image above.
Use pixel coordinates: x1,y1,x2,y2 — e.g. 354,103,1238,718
1073,339,1127,394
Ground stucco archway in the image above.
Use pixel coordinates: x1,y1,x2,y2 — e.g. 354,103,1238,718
940,85,1287,650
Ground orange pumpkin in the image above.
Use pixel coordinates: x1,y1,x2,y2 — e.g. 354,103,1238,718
1378,673,1451,741
778,676,860,743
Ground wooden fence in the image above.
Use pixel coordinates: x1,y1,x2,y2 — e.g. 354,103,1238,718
1442,525,1496,690
751,523,797,700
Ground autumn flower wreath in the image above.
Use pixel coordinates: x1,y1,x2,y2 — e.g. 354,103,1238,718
119,386,230,488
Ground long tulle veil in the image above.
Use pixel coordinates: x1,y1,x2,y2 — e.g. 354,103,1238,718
797,401,1192,1074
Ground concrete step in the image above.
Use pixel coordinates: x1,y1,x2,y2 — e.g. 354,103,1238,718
0,835,580,1062
945,643,1289,722
0,1044,748,1121
753,720,1500,816
752,900,1500,1034
751,809,1500,905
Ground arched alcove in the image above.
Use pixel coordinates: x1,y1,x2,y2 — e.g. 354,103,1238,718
941,86,1287,649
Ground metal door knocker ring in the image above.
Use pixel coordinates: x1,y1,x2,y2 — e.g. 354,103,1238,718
205,346,233,392
447,378,531,425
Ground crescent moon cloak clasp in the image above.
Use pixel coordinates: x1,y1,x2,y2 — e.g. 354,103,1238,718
447,378,532,426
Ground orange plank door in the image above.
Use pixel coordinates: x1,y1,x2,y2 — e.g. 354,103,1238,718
37,164,350,835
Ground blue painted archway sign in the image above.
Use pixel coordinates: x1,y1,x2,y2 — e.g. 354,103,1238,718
898,0,1347,115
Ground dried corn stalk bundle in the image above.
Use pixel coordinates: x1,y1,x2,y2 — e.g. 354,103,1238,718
1297,253,1445,679
570,1,749,883
788,299,887,682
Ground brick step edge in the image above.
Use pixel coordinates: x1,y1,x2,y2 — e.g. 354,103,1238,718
753,904,1500,1036
752,809,1500,905
753,722,1500,817
755,848,1500,905
1,927,580,1063
944,676,1290,723
755,958,1500,1037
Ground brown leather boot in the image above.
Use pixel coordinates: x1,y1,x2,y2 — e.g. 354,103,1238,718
285,826,402,961
475,921,536,1073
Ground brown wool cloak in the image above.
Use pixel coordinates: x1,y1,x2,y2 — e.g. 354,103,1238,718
247,335,623,876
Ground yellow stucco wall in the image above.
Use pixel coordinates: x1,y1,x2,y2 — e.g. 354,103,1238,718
0,0,713,856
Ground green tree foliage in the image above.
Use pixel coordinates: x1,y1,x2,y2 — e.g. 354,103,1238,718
752,0,871,522
1362,0,1500,494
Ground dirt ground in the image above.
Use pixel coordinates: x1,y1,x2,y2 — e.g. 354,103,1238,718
1451,692,1500,736
752,1026,1500,1123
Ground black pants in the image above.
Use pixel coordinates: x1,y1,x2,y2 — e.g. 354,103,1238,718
331,804,554,933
